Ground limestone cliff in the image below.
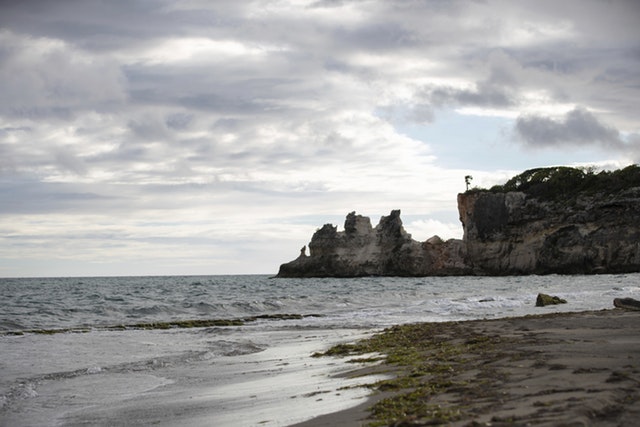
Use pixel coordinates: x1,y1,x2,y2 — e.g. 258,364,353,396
276,166,640,277
277,210,469,277
458,186,640,275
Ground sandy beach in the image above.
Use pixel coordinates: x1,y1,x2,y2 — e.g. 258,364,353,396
3,275,640,427
298,308,640,426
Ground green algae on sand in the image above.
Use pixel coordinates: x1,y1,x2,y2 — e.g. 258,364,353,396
312,310,640,427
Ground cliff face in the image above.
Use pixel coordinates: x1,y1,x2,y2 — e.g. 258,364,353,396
276,166,640,277
458,188,640,275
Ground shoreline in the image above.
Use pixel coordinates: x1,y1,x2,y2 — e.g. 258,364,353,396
0,328,391,427
296,308,640,426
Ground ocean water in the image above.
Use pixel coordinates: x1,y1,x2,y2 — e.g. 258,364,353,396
1,274,639,426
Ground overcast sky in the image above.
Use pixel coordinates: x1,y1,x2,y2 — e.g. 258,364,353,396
1,0,639,277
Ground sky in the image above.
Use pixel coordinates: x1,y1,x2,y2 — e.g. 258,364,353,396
1,0,639,277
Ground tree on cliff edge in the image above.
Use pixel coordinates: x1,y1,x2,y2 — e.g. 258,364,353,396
465,175,473,191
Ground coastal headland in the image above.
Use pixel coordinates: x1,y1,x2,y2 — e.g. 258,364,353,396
279,165,640,425
277,165,640,277
297,308,640,426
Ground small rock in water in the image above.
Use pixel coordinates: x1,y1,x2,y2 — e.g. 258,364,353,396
613,297,640,311
536,293,567,307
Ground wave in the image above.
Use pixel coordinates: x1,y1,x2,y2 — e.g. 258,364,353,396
2,273,639,332
0,332,266,414
125,305,183,317
0,320,26,331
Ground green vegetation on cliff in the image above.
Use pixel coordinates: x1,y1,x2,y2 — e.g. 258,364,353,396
479,164,640,201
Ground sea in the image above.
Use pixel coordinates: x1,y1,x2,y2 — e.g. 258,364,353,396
1,273,639,426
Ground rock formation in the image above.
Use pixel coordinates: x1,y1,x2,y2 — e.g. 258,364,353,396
613,298,640,311
535,293,567,307
458,167,640,275
276,210,469,277
276,166,640,277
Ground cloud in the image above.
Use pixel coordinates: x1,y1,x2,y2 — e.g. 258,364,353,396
428,82,516,110
1,0,639,275
0,30,126,118
514,107,623,148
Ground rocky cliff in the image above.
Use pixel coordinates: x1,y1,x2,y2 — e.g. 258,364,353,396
277,166,640,277
276,210,469,277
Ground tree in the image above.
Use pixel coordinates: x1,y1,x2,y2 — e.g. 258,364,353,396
465,175,473,191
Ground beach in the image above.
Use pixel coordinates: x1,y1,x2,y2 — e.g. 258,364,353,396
2,275,639,426
0,327,391,427
298,308,640,426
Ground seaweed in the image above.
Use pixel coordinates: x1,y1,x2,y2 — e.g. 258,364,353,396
0,313,324,336
315,321,519,426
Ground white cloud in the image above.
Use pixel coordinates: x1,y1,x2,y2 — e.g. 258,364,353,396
128,37,287,66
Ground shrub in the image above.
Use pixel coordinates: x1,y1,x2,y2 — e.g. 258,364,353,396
484,165,640,201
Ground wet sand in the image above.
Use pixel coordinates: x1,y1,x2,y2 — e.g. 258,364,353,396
296,309,640,426
0,328,389,427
